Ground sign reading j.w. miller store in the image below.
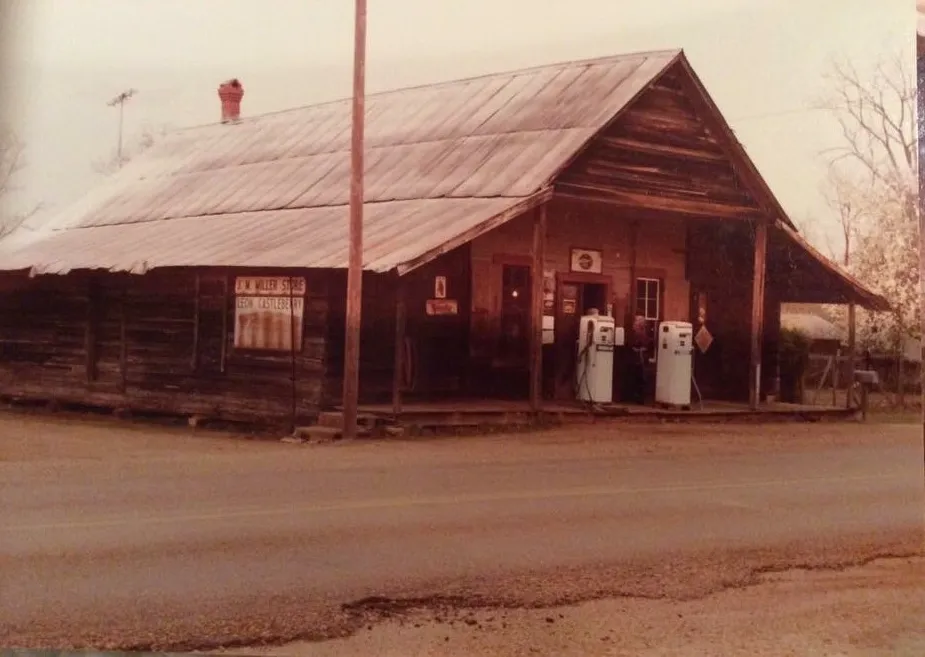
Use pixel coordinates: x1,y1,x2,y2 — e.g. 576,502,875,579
233,276,307,352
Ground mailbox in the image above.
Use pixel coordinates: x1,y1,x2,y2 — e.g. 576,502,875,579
854,370,879,386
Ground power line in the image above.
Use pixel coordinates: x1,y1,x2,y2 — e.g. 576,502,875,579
731,106,827,123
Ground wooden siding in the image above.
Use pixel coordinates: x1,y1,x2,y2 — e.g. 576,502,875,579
325,270,402,405
469,197,690,400
686,220,782,402
324,244,472,404
471,197,690,329
556,62,761,221
0,268,329,424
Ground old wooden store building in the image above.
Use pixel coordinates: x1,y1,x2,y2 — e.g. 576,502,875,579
0,49,888,425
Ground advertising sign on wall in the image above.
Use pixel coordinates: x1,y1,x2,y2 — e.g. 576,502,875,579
233,276,306,352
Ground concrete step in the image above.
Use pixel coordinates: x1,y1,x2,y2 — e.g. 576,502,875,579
317,412,344,429
318,411,378,431
292,423,373,443
293,425,341,443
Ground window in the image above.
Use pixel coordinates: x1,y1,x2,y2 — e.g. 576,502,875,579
635,278,661,320
634,277,662,358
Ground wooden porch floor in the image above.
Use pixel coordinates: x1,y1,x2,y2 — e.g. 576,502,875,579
353,399,855,428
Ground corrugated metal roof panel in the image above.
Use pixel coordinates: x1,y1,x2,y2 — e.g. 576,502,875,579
1,50,682,273
1,199,534,275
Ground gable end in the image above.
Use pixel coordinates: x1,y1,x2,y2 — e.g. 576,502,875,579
555,61,765,221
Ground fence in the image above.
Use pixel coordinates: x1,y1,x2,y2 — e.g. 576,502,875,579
801,351,922,409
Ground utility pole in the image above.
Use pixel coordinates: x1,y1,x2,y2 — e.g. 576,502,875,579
107,88,137,167
342,0,367,440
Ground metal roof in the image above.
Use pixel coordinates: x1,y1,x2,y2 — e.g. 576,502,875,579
772,221,891,312
780,312,844,342
10,197,543,276
0,49,681,275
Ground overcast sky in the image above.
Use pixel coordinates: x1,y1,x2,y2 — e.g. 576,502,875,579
0,0,911,255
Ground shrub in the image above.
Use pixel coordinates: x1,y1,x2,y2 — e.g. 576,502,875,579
779,328,812,403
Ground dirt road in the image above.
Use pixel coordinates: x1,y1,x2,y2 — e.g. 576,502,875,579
245,557,925,657
1,411,922,653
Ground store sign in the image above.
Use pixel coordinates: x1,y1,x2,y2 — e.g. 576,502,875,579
234,276,306,296
569,248,603,274
234,276,306,351
426,299,458,316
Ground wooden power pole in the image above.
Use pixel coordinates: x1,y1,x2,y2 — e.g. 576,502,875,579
107,88,137,167
341,0,367,439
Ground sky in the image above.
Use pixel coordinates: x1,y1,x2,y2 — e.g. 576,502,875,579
0,0,912,256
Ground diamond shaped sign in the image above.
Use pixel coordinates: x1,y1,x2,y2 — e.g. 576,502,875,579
695,325,714,354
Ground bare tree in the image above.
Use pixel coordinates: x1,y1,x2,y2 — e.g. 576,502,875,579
820,53,916,221
820,164,869,267
818,51,918,408
792,212,839,264
0,128,40,239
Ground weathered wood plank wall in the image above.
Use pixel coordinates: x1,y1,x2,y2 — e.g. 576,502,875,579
324,244,471,404
324,270,398,406
470,198,690,339
466,197,690,401
0,273,89,393
686,220,782,403
0,268,330,423
556,63,762,222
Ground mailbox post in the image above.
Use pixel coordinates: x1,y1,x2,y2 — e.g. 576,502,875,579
853,369,879,422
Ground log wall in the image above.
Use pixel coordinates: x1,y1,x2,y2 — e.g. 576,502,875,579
324,244,472,404
0,268,330,424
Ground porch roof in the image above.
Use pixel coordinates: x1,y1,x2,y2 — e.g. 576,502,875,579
769,222,890,312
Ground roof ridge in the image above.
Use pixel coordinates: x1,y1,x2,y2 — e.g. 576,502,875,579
175,48,683,133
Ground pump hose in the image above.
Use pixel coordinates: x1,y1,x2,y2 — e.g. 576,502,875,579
574,343,601,416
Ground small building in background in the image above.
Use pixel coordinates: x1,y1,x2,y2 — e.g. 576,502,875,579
780,306,844,356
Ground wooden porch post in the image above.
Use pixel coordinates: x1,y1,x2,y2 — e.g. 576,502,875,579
529,203,548,412
391,274,406,415
749,219,769,410
847,302,856,409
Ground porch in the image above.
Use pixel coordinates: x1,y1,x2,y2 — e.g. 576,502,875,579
352,398,855,432
335,188,884,418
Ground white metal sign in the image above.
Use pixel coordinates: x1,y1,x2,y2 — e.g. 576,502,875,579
234,276,306,351
569,248,603,274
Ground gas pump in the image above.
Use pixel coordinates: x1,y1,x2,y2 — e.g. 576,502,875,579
654,321,694,409
575,309,623,404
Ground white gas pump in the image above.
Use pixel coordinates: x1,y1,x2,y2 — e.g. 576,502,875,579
655,321,694,408
575,309,623,404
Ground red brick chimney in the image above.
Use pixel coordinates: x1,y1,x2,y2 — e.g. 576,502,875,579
218,79,244,123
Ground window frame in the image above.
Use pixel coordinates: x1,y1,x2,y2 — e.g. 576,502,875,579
635,277,662,322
